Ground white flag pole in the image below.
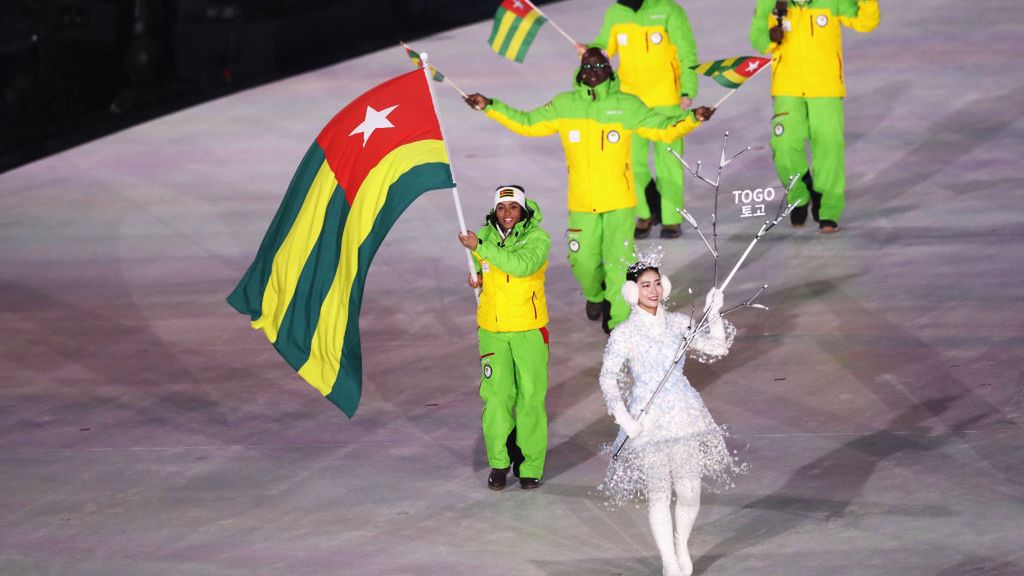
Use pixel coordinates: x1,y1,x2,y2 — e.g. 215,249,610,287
523,0,577,46
420,52,480,302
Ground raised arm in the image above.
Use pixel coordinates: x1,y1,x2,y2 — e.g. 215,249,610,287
474,227,550,277
839,0,880,33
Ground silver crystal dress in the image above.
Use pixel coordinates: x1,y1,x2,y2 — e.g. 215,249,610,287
598,304,743,506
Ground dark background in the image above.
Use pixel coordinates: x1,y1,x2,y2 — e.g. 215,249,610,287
0,0,556,174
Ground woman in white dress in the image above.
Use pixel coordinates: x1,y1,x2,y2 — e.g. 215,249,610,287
598,259,743,576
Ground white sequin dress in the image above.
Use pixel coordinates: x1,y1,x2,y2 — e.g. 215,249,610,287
598,304,743,506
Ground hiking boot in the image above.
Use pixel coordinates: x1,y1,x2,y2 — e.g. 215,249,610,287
790,204,808,226
585,300,603,321
488,467,510,490
819,220,839,234
634,218,652,239
644,180,662,226
660,224,682,239
520,477,541,490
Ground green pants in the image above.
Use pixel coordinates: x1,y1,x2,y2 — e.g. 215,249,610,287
770,96,846,223
478,327,549,478
632,104,685,226
566,209,634,330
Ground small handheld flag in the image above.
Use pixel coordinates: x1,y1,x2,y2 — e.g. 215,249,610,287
227,70,455,417
693,56,771,89
403,42,445,82
488,0,548,63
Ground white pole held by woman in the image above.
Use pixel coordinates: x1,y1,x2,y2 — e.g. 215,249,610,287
420,52,480,301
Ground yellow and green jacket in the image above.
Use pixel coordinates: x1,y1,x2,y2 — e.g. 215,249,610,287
473,198,551,333
484,76,702,214
750,0,880,98
591,0,698,108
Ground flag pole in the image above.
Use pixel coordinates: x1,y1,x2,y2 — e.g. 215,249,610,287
400,41,469,99
524,0,577,47
420,52,480,301
711,62,770,109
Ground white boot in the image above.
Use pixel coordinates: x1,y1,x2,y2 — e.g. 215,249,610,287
648,495,683,576
673,480,701,576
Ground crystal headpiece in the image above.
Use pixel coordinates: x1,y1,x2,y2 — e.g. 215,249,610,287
626,245,665,275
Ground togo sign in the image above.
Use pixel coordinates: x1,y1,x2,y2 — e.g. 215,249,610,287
732,187,776,218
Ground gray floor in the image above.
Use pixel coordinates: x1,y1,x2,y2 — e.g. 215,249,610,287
2,1,1023,575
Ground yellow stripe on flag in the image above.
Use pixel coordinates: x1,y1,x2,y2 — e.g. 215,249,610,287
298,139,449,395
506,11,541,60
490,11,518,52
252,158,338,343
722,70,744,84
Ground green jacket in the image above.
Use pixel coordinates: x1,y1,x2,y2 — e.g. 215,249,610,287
591,0,698,107
485,76,702,214
750,0,880,98
472,198,551,333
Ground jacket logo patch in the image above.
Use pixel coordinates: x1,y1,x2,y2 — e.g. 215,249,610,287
816,14,829,27
617,33,629,46
482,261,490,273
650,32,663,45
568,129,581,143
774,123,784,137
650,14,666,19
782,18,792,32
483,364,493,379
606,109,623,115
568,239,581,252
607,130,621,143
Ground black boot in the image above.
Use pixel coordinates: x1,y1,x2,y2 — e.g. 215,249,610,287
790,204,808,226
488,467,509,490
585,300,603,321
601,300,613,335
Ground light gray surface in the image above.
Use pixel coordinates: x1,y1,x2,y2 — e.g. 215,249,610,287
2,1,1023,574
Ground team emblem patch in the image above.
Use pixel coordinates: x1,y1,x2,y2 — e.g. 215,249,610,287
774,123,784,137
816,14,829,27
568,239,581,252
650,32,663,45
483,365,493,379
607,130,621,143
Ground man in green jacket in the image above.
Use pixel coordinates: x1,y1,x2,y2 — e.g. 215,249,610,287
458,185,551,490
587,0,699,239
750,0,880,233
465,48,713,332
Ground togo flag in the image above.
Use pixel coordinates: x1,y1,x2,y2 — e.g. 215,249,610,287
488,0,547,63
227,69,455,417
693,56,771,89
403,43,445,82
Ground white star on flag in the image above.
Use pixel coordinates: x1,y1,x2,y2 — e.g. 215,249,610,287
745,60,763,73
349,104,399,146
513,0,526,10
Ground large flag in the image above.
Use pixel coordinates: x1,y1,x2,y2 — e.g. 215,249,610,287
227,69,455,417
693,56,771,89
488,0,547,63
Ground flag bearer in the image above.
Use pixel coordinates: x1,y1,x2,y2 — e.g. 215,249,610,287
458,186,551,490
750,0,880,233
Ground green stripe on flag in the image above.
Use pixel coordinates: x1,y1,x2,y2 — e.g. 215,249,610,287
499,17,524,57
227,142,325,319
488,7,512,49
325,161,454,416
511,17,545,62
273,184,351,371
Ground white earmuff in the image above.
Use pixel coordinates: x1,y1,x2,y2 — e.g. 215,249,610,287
660,275,672,300
621,281,639,305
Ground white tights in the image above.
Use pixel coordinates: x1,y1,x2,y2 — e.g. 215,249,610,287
647,477,701,576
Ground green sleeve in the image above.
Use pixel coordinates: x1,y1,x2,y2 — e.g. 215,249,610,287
591,8,615,54
749,0,775,54
476,227,551,277
668,6,698,98
485,98,561,138
838,0,880,32
628,98,701,143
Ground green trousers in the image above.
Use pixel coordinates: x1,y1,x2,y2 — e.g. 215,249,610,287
478,327,549,478
566,209,634,330
770,96,846,223
631,104,685,226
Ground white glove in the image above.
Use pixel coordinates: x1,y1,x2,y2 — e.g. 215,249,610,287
612,403,644,438
704,288,724,319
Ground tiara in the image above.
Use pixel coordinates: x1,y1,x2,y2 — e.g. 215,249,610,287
626,245,665,274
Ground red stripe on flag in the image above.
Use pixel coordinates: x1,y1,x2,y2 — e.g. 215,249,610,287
735,57,770,78
502,0,534,18
315,70,444,204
